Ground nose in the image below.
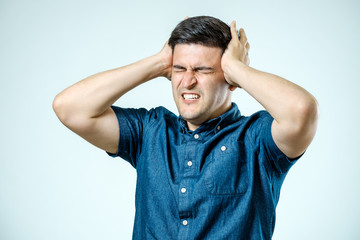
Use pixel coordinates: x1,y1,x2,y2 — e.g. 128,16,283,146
182,70,197,89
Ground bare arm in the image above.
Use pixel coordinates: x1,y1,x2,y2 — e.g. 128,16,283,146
53,42,173,154
222,21,318,158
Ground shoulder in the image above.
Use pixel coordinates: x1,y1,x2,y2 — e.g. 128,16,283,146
151,106,177,118
111,105,177,123
235,110,274,145
246,110,272,122
146,106,178,124
239,110,273,131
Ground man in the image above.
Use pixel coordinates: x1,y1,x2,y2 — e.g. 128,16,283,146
53,16,318,239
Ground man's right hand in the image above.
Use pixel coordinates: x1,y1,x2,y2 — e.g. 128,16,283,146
157,40,173,80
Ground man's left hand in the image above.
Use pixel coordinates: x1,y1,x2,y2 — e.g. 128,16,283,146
221,21,250,87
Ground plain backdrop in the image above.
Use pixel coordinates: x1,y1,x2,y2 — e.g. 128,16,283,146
1,0,359,239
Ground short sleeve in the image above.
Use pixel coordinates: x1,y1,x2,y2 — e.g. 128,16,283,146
247,111,299,174
107,106,152,168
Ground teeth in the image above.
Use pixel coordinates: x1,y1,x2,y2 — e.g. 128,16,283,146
183,94,200,100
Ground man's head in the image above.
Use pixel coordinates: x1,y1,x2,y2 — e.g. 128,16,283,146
169,16,236,131
168,16,231,53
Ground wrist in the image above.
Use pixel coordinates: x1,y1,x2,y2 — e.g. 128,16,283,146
151,53,172,79
141,54,169,80
223,59,249,87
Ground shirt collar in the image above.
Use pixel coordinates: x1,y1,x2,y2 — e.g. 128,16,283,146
177,103,241,134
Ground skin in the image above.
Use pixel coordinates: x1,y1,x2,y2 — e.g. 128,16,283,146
53,20,318,159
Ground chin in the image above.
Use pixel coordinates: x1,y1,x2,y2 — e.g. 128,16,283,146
180,111,204,123
180,113,197,122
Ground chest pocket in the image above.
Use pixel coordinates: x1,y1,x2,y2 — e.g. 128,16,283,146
204,141,249,195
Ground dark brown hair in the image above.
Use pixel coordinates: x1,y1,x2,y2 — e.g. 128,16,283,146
168,16,231,53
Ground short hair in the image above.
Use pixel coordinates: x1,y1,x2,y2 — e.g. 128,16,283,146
168,16,231,53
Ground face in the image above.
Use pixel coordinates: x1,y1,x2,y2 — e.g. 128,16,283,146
171,44,235,131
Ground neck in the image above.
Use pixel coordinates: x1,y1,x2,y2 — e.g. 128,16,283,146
187,122,200,131
186,102,233,131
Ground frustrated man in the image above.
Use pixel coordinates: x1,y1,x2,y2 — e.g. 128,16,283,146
53,16,318,239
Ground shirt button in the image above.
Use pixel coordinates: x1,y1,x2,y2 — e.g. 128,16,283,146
187,161,193,167
221,146,227,151
181,187,187,193
217,125,221,130
194,134,199,139
182,220,188,226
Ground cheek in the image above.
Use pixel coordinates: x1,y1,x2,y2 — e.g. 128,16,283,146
171,81,176,94
209,81,230,100
171,73,183,89
171,79,181,99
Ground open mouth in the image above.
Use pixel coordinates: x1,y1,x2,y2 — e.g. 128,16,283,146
182,93,200,100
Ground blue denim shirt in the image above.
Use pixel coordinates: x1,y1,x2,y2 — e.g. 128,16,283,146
108,103,297,240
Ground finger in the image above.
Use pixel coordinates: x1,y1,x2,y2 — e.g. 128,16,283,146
239,28,248,45
245,41,250,51
230,21,239,40
184,16,189,20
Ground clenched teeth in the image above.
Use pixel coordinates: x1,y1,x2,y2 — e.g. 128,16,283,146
183,94,200,100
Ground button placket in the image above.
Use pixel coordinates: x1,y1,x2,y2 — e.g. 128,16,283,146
178,134,198,238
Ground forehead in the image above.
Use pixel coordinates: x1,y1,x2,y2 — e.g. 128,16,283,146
173,44,222,66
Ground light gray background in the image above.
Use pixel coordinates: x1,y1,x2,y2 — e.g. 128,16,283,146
1,0,359,239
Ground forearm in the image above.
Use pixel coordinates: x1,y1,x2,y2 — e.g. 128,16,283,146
53,54,167,121
226,60,318,128
222,22,318,157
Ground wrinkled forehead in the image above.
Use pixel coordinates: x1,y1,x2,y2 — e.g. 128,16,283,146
173,43,223,67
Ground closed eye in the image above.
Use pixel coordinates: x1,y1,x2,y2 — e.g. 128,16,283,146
172,65,216,74
194,66,215,74
173,65,187,72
